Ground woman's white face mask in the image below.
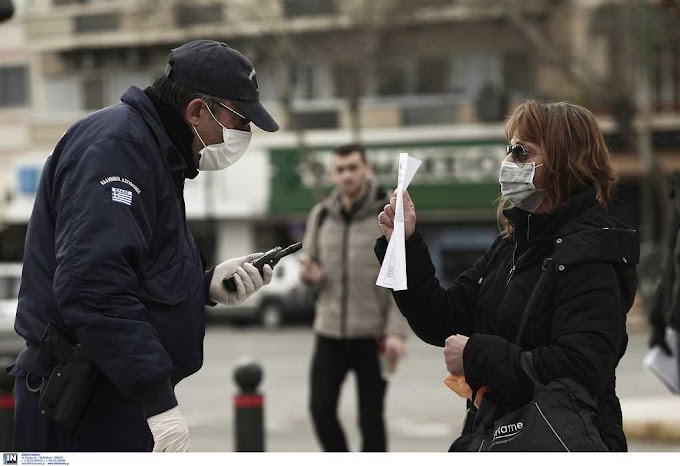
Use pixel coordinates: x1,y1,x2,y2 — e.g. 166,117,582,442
193,103,252,171
499,161,546,212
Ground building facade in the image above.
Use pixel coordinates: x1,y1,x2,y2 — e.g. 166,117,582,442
1,0,678,285
0,0,33,260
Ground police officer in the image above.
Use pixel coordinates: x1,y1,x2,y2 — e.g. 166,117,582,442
9,40,279,452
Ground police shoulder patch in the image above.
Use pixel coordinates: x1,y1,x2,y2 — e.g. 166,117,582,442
111,187,132,206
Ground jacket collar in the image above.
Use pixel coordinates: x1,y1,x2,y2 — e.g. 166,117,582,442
144,87,198,179
504,187,640,269
120,86,186,173
325,177,384,220
503,188,598,248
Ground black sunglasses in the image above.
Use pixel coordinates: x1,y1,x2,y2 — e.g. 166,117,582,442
506,144,530,167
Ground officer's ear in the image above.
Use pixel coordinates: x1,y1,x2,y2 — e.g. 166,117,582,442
185,98,205,126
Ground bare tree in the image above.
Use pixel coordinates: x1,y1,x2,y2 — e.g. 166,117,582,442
224,0,433,200
342,0,398,143
226,0,327,200
660,0,680,15
463,0,672,305
342,0,464,141
470,2,663,212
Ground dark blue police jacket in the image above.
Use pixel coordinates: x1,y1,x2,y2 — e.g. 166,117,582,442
13,86,207,417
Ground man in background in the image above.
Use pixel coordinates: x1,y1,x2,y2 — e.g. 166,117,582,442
300,143,409,452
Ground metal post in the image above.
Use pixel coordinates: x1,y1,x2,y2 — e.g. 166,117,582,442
233,359,264,452
0,358,16,451
633,0,657,246
0,0,14,23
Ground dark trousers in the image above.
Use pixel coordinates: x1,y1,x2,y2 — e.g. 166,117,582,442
13,373,153,452
309,335,387,452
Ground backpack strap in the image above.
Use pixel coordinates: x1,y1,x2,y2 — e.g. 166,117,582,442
316,205,328,232
514,257,557,346
469,257,558,435
477,238,513,286
309,205,328,262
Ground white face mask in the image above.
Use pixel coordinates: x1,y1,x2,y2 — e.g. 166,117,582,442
499,161,546,212
193,104,252,171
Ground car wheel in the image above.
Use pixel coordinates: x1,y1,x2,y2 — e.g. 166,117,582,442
260,303,283,330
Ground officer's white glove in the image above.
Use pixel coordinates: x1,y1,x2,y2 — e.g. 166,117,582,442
147,406,191,452
209,253,273,305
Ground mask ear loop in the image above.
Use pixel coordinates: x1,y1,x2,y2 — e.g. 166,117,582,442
532,163,546,194
203,102,227,131
192,125,208,148
193,102,227,147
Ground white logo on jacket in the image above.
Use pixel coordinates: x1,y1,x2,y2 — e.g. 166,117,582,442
99,176,142,194
493,422,524,441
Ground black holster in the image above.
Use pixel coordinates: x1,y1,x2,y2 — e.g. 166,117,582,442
37,325,97,433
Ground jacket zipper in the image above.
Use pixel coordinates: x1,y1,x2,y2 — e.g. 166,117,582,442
507,214,531,287
527,213,532,243
507,247,518,287
340,220,350,337
506,217,518,287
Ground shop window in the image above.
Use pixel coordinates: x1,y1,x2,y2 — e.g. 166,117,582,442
75,13,120,33
283,0,335,17
0,66,28,108
175,4,224,27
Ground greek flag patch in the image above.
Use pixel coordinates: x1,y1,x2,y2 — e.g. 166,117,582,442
111,187,132,206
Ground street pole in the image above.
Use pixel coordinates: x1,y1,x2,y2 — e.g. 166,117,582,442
633,0,670,310
634,0,657,247
233,360,265,452
0,0,13,23
0,358,15,451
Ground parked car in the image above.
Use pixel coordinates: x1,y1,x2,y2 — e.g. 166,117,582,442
0,263,24,360
206,255,315,329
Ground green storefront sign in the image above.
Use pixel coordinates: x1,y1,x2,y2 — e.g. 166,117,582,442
269,140,507,215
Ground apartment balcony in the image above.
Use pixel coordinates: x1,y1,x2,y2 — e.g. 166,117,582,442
22,0,555,53
22,88,601,147
276,92,524,131
24,0,179,52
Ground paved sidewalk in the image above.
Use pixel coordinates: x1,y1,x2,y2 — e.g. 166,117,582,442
178,324,680,451
619,315,680,444
623,397,680,442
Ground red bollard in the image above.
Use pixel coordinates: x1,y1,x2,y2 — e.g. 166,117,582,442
0,365,15,451
233,360,264,452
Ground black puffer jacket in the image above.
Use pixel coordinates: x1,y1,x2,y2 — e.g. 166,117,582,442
375,189,639,451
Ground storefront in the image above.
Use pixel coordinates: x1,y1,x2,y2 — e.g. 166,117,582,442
263,137,507,287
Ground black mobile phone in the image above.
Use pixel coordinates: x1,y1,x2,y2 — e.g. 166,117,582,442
222,242,303,293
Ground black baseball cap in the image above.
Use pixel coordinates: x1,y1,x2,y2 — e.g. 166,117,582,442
165,40,279,132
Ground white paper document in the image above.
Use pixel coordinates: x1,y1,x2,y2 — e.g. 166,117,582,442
643,328,680,394
376,153,422,291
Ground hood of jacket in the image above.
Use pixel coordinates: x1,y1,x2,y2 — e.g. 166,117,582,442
504,188,640,310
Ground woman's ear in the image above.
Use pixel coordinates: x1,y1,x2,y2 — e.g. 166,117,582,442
185,98,204,126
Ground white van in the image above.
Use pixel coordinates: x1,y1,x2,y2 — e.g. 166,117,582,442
0,263,24,359
206,255,315,329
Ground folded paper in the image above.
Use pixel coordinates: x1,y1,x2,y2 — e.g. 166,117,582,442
377,153,422,291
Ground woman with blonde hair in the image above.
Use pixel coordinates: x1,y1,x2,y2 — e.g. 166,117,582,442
376,100,639,451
